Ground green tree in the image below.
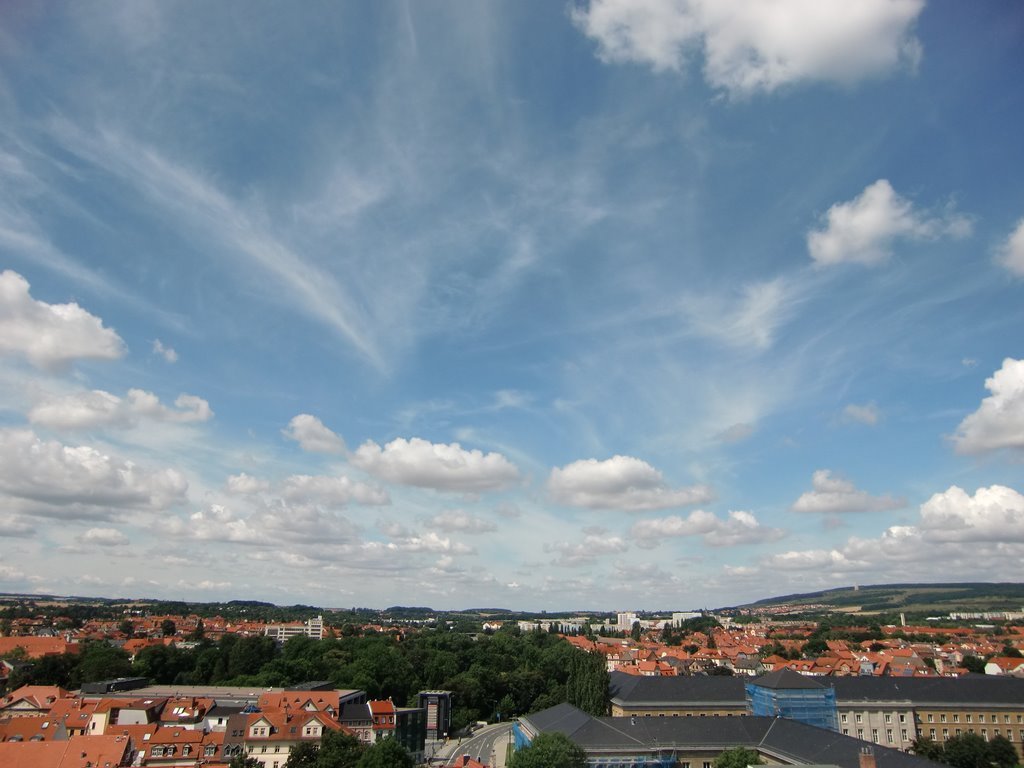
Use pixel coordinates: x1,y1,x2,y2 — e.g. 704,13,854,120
942,733,990,768
160,619,177,637
355,737,414,768
118,619,135,637
283,741,320,767
77,642,133,684
630,621,642,642
229,756,263,768
312,730,366,768
1002,645,1023,658
508,733,587,768
961,655,986,674
986,735,1019,768
714,747,763,768
911,736,945,762
565,650,609,717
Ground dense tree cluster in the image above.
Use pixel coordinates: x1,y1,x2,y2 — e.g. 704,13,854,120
5,627,605,732
912,734,1018,768
507,733,587,768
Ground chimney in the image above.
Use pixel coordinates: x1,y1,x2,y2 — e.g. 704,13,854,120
859,747,877,768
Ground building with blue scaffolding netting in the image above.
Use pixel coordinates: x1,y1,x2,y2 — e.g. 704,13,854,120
745,669,839,732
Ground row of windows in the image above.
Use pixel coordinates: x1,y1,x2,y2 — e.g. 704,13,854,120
924,713,1022,724
926,728,1022,742
840,713,907,725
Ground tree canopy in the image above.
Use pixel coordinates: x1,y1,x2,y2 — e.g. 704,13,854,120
508,733,587,768
714,747,763,768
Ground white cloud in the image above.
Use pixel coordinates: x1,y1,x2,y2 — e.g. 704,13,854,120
0,514,35,537
0,428,188,519
918,485,1024,543
152,339,178,363
754,484,1024,582
0,270,125,371
225,473,271,494
389,531,475,555
842,402,881,426
79,527,129,547
352,437,520,493
792,469,904,514
282,414,346,454
952,358,1024,454
548,455,712,511
996,218,1024,277
682,279,796,351
426,510,498,534
807,180,971,266
281,474,390,507
546,532,629,566
571,0,924,96
165,501,360,548
29,388,213,430
632,509,783,547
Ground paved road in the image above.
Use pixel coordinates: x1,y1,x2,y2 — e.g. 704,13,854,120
435,723,513,768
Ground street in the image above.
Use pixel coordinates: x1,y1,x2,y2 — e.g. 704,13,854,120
433,722,514,768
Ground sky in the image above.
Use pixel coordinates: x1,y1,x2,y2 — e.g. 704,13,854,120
0,1,1023,613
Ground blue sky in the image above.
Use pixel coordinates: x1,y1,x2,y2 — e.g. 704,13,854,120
1,1,1022,611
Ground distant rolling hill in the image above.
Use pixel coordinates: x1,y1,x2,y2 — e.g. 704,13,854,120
728,582,1024,616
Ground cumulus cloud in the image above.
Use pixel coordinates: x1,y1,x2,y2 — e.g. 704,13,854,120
996,218,1024,277
918,485,1024,543
546,532,629,566
426,510,498,534
548,455,712,511
807,180,971,266
164,501,360,548
791,469,904,513
78,527,129,547
0,428,188,519
752,484,1024,584
282,414,346,453
952,358,1024,455
225,473,271,494
152,339,178,363
571,0,924,96
0,270,125,370
29,388,213,429
842,402,881,426
632,509,783,547
281,474,390,507
352,437,520,493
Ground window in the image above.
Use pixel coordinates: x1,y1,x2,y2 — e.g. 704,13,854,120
954,714,960,723
1005,715,1011,724
941,714,947,723
901,729,908,741
966,715,973,723
900,714,907,724
942,729,949,739
885,714,892,724
858,730,864,739
956,729,962,736
205,745,216,756
872,729,879,743
843,729,849,735
982,729,988,741
929,729,936,739
183,745,191,756
979,715,986,723
928,714,934,723
842,714,848,724
856,714,863,724
886,729,893,743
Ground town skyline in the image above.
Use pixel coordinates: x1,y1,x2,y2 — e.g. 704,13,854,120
1,1,1022,611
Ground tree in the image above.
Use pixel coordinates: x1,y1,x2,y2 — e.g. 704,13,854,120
911,736,945,762
714,747,763,768
942,733,990,768
118,619,135,638
985,735,1019,768
508,733,587,768
1002,645,1023,658
960,655,986,674
565,650,609,717
190,618,205,641
630,621,642,642
229,756,263,768
161,619,177,637
283,741,319,767
312,730,366,768
355,737,414,768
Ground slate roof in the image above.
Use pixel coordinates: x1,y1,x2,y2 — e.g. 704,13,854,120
520,704,944,768
752,669,828,690
610,670,1024,707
